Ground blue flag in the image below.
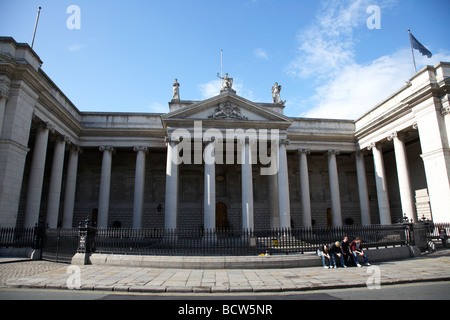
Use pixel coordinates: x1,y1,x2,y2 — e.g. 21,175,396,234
410,33,432,58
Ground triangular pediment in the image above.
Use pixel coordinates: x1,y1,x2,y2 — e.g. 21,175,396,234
161,92,293,130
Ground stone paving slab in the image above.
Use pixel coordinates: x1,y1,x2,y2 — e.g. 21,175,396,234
4,251,450,293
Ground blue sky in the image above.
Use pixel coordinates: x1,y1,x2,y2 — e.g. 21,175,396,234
1,0,449,119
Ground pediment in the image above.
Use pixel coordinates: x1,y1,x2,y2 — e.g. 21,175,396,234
161,92,293,129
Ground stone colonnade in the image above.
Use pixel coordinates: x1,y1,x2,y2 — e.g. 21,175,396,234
20,124,421,230
367,128,419,224
23,122,82,229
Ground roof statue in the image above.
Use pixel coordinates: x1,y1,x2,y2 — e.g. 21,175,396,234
217,73,236,94
272,82,286,105
172,78,180,100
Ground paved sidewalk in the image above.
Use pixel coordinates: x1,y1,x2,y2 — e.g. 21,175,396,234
0,260,64,288
4,251,450,294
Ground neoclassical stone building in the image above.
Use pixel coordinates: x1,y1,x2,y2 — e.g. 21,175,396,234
1,37,449,230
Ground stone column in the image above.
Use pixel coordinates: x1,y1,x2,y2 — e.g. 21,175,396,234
241,138,254,230
355,151,371,225
413,101,450,223
62,146,81,229
165,138,179,230
327,150,342,227
203,140,216,230
389,132,416,222
369,142,392,225
298,149,312,227
442,106,450,150
24,123,52,228
268,173,280,229
97,146,114,229
132,146,147,229
278,140,291,229
0,90,9,137
0,87,34,228
46,136,67,228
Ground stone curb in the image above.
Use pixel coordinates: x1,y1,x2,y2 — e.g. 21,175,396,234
7,276,450,294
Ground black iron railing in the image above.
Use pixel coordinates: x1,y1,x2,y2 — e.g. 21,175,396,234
0,227,38,248
92,225,409,256
1,222,447,262
41,228,80,263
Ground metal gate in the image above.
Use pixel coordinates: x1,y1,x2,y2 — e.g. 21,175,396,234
41,228,79,263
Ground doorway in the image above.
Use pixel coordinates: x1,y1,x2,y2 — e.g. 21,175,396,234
216,202,228,230
91,208,98,227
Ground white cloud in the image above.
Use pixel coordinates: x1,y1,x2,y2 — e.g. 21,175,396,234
68,43,87,51
198,79,222,100
301,49,450,120
286,0,370,79
254,48,270,60
285,0,450,120
302,50,411,119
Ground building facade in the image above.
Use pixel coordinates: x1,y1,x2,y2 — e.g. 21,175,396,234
1,37,449,230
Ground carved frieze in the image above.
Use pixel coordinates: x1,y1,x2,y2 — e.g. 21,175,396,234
208,102,248,121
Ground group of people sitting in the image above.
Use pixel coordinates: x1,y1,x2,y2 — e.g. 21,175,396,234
317,236,371,269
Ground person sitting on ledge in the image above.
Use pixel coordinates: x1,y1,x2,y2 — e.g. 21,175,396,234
317,245,332,269
350,237,371,267
329,241,347,268
341,236,354,267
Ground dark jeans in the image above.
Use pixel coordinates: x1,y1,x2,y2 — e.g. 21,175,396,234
330,252,345,267
343,252,354,266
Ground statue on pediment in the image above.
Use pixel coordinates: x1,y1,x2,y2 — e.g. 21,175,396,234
272,82,286,105
217,73,235,93
172,78,180,100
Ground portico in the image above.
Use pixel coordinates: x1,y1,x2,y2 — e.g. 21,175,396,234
160,91,294,231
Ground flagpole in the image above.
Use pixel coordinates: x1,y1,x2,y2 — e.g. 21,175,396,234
408,29,417,73
221,49,223,78
31,7,42,49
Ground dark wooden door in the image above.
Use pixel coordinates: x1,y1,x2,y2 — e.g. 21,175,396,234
216,202,228,230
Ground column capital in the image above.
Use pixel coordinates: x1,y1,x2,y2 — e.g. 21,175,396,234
37,121,55,133
367,142,382,151
133,146,148,153
0,90,9,101
326,149,340,156
53,134,71,144
298,149,310,155
165,136,181,144
387,131,397,141
99,145,115,153
355,150,368,157
280,139,290,145
69,145,82,154
388,131,408,142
